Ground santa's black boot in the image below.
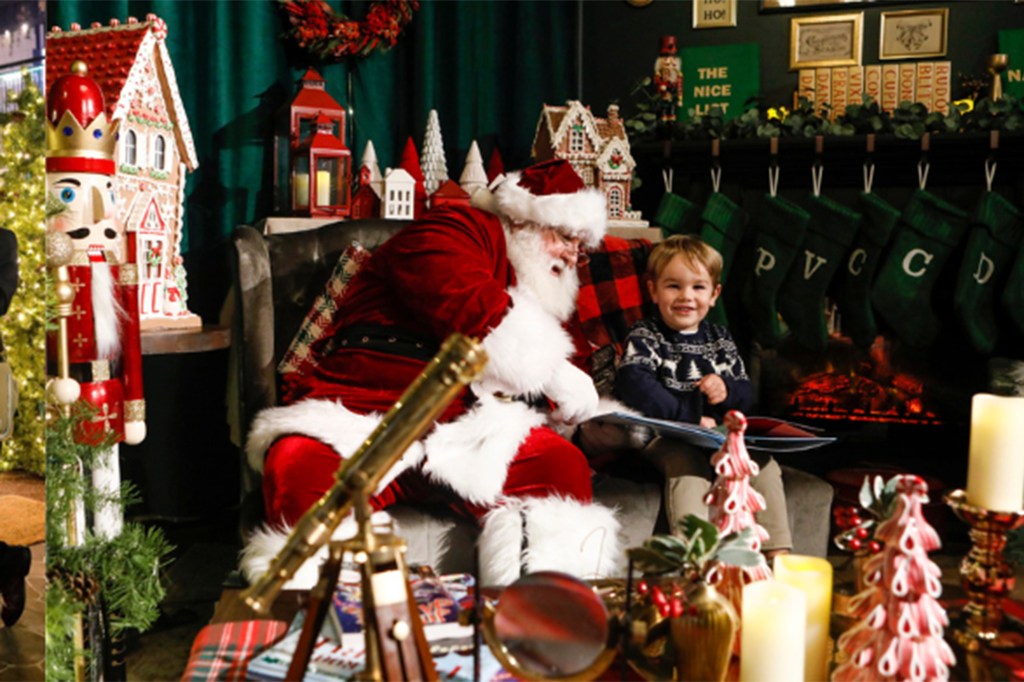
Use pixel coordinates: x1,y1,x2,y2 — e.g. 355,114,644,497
0,542,31,627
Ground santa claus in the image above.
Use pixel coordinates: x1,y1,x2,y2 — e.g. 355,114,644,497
243,159,626,586
46,61,146,539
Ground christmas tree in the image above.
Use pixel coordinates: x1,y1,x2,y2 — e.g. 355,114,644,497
703,411,772,616
358,140,383,198
459,140,487,198
832,475,955,682
420,109,448,196
0,71,46,474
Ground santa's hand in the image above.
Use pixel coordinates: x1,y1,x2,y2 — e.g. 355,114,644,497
544,362,599,425
124,420,146,445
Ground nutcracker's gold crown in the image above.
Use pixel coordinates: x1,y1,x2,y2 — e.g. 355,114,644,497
46,61,119,166
46,110,119,162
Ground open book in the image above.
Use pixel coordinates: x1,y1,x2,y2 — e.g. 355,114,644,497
596,412,836,453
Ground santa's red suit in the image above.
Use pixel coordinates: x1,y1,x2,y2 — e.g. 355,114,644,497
243,160,625,586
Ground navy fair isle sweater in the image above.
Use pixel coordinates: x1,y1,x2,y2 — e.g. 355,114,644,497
615,317,755,424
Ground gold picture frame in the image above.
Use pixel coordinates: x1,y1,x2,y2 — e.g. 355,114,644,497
879,8,948,60
693,0,737,29
789,12,863,70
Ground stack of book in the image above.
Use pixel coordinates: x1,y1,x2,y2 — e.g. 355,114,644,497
797,62,952,117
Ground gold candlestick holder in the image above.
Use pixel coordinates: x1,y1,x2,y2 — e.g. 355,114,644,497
945,489,1024,651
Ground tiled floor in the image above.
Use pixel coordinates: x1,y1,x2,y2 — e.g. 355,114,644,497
0,472,44,681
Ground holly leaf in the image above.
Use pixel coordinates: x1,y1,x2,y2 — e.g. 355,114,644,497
626,546,683,574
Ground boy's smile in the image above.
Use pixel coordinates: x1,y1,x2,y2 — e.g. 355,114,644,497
647,253,721,333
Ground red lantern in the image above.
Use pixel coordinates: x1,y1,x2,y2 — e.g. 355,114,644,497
292,114,352,218
274,68,349,215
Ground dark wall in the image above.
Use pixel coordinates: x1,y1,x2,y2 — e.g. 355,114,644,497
582,1,1024,121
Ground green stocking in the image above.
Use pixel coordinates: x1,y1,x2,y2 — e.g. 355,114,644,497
954,191,1023,353
777,195,861,351
743,194,810,348
832,192,900,348
699,192,748,326
1004,236,1024,335
870,189,969,348
654,192,701,237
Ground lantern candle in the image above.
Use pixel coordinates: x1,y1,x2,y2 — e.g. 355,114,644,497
773,555,832,682
740,579,805,682
316,170,332,206
966,394,1024,512
294,172,310,209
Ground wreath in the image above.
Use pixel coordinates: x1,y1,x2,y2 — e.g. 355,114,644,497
280,0,419,61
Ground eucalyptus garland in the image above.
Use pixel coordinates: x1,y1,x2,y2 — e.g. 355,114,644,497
625,74,1024,144
279,0,419,61
45,407,173,679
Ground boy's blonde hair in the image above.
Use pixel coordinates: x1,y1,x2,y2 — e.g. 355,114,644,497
646,235,723,285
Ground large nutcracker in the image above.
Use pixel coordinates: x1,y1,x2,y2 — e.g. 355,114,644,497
46,60,146,539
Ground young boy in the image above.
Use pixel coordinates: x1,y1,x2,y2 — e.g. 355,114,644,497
584,235,791,556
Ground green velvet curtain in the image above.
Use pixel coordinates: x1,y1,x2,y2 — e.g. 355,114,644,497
48,0,577,309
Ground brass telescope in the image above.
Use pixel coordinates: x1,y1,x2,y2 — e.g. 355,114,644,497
241,333,487,613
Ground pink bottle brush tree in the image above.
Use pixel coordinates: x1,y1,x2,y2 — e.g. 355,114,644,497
703,411,772,616
832,474,955,682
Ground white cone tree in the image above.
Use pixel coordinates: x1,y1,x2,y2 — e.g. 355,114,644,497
359,140,383,198
460,140,488,198
421,109,448,195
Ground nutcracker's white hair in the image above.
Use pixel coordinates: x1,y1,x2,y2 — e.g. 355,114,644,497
91,261,123,359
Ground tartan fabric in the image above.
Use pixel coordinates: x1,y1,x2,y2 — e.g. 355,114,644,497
574,235,654,358
277,241,371,376
181,619,289,681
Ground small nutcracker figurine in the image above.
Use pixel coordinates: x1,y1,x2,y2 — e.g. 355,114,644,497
653,35,683,126
46,60,146,539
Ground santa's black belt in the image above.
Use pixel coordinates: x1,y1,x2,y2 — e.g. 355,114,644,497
333,325,439,362
69,360,112,383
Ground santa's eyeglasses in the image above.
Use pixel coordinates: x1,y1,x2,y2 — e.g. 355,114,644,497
549,229,591,266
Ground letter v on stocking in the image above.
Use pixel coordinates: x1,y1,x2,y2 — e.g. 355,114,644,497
802,250,827,279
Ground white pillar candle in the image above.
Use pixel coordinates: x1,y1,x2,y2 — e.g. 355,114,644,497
740,579,805,682
966,394,1024,512
316,170,332,206
773,555,833,682
294,172,310,209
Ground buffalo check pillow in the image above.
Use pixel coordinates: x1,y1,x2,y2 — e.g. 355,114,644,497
574,235,654,358
277,241,371,376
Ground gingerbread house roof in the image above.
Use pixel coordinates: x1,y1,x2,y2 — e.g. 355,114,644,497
534,100,603,157
47,15,199,170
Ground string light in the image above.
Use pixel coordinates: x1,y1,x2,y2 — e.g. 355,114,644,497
0,71,45,474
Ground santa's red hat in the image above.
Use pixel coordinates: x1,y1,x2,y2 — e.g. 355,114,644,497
493,159,607,248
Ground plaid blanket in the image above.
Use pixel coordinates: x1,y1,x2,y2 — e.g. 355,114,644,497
181,619,289,681
574,235,654,358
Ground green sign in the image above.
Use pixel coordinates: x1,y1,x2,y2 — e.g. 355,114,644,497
680,43,760,120
999,29,1024,99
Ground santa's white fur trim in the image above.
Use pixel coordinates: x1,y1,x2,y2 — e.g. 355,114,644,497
477,496,625,587
476,286,574,397
494,171,607,248
244,398,424,494
477,501,526,587
423,394,545,505
239,510,394,590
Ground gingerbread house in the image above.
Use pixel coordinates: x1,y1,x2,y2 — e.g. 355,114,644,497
532,100,648,228
47,15,201,330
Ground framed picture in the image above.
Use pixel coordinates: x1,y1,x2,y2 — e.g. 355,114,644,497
789,13,863,70
763,0,929,12
879,8,948,60
693,0,737,28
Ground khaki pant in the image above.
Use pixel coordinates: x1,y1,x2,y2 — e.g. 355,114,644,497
578,421,793,551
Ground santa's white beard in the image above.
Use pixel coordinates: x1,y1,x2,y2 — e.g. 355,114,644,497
91,262,124,360
506,227,580,323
